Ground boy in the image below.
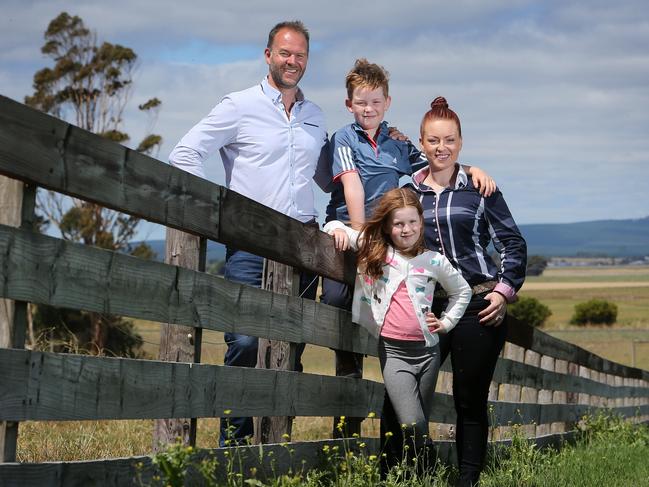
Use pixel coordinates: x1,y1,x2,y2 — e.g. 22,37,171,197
322,59,492,310
324,59,423,231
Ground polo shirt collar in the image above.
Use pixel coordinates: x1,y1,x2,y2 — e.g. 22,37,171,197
412,163,468,190
351,120,388,137
261,76,305,106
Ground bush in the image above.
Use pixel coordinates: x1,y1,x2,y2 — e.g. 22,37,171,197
526,255,548,276
570,299,618,326
508,296,552,328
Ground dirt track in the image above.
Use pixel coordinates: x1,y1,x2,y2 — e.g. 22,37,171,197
522,281,649,290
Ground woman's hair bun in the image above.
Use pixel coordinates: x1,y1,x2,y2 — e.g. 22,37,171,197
431,96,448,109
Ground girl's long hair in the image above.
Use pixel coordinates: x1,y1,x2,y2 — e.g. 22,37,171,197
358,188,426,279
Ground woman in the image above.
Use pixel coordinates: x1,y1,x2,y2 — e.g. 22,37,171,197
403,96,527,486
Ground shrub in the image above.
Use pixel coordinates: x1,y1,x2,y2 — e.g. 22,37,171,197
570,299,618,326
508,296,552,328
526,255,548,276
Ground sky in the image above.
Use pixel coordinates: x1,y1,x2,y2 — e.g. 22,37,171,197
2,0,648,241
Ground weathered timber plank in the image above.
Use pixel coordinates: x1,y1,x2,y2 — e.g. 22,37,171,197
0,349,383,421
488,401,649,427
0,224,376,355
0,97,219,241
0,95,354,283
0,427,615,487
507,316,649,381
491,357,649,398
219,189,355,284
0,438,381,487
427,392,649,427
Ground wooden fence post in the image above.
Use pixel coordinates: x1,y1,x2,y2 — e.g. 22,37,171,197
520,349,540,437
253,260,301,444
565,361,580,431
433,370,455,441
152,229,205,452
333,352,364,438
536,355,554,436
496,342,525,439
0,177,35,462
578,366,591,408
551,359,568,434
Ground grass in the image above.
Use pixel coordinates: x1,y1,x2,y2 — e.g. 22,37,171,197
480,413,649,487
137,411,649,486
515,265,649,369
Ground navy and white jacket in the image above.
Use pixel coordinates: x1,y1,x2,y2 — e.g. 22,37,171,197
405,164,527,302
325,121,425,222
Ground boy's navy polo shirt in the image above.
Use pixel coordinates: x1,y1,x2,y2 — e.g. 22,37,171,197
325,121,424,222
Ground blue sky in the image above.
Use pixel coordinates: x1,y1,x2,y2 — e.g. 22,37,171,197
2,0,648,241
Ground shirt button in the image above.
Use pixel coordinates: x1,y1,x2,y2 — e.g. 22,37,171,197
434,229,438,233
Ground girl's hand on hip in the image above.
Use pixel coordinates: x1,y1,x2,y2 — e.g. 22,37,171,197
426,312,447,334
478,291,507,326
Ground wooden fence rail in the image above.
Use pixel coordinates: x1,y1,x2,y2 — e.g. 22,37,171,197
0,95,648,486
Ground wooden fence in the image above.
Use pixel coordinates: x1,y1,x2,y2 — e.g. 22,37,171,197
0,95,647,486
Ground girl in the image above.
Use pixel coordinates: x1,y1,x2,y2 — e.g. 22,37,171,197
324,187,471,459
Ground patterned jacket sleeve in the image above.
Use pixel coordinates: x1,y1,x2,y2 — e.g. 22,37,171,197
484,189,527,301
435,255,472,332
322,220,361,251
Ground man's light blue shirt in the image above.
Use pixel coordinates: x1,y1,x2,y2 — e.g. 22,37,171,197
169,77,328,222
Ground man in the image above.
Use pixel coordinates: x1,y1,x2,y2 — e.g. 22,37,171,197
169,20,326,445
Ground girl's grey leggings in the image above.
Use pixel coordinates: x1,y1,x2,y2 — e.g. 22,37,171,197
379,337,441,448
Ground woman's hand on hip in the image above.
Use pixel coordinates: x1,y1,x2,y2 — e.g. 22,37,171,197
478,291,507,326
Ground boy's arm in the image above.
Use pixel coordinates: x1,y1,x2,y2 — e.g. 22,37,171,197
313,138,333,192
406,141,428,173
340,172,366,230
330,129,366,230
461,165,496,197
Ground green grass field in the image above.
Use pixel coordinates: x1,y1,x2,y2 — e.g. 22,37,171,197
517,265,649,370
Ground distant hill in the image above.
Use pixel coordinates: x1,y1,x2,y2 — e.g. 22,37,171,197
138,217,649,261
519,216,649,257
142,239,226,263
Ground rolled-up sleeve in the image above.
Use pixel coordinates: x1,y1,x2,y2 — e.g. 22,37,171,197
485,189,527,300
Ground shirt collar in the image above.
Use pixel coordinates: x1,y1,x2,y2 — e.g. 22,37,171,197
351,120,388,138
411,163,468,190
260,76,305,107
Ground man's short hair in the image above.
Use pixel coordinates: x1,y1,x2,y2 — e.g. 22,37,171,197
346,58,390,99
267,20,310,52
